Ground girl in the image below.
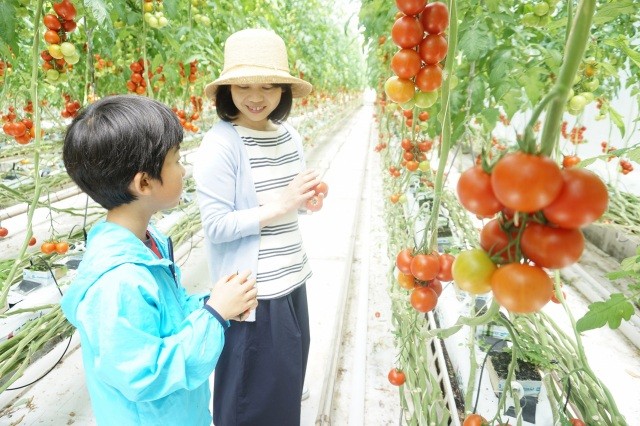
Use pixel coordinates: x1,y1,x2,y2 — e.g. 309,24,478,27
193,28,319,425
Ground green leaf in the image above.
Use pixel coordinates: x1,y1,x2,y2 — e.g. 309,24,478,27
0,2,18,54
592,1,636,25
84,0,111,26
576,293,635,332
608,106,626,138
458,23,495,62
480,107,500,133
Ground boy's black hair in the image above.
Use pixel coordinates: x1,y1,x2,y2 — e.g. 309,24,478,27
215,84,293,123
62,95,183,210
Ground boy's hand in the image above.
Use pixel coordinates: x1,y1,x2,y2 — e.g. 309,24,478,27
206,270,258,321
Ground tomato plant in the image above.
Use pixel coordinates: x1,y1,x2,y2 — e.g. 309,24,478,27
491,263,553,313
388,368,406,386
451,249,496,294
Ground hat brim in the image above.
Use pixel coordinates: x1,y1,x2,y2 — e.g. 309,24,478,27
204,67,312,99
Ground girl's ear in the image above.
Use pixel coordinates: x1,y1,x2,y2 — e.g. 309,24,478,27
129,172,153,196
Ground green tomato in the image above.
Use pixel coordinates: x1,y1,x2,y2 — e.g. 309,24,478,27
583,78,599,92
418,161,429,172
414,91,438,108
400,98,415,110
522,13,538,27
45,69,60,82
60,42,76,57
64,53,80,65
398,194,407,203
581,92,595,103
569,94,587,111
449,74,459,89
451,248,496,294
533,2,549,16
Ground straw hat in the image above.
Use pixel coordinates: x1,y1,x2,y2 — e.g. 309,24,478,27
204,28,312,99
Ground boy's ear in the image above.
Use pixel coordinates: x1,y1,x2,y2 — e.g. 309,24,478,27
129,172,154,196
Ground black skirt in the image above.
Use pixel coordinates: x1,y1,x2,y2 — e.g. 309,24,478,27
213,284,310,426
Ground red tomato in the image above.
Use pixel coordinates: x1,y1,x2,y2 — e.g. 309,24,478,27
562,155,581,168
491,263,553,313
428,278,443,296
569,419,586,426
391,49,422,79
542,168,608,229
395,0,427,16
415,64,443,92
53,0,77,20
419,34,448,65
29,236,37,246
480,218,517,263
388,368,406,386
420,2,449,35
462,414,487,426
410,253,440,281
306,195,323,212
451,249,496,294
44,30,61,45
490,152,563,213
396,248,414,274
457,165,503,217
0,227,8,237
391,16,424,49
384,76,415,104
418,140,432,151
397,272,416,290
410,286,438,312
43,14,62,31
55,241,70,254
436,253,454,281
418,111,429,121
520,222,584,269
401,138,414,151
41,242,56,254
313,181,329,198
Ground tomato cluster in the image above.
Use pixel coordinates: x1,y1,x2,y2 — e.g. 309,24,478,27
2,105,36,145
173,95,203,133
384,1,449,107
126,59,154,95
454,152,609,313
41,0,79,84
60,94,81,119
0,59,9,79
396,248,455,313
305,181,329,212
143,0,169,29
399,130,433,173
40,240,70,255
179,60,199,84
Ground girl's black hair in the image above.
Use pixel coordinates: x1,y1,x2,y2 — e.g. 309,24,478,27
215,84,293,123
62,95,183,210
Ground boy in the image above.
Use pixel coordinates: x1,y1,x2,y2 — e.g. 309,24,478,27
61,95,258,425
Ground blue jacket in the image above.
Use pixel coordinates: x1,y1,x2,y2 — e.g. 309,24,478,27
61,221,227,425
193,120,305,287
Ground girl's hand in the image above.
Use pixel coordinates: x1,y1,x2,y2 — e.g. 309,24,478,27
278,169,321,213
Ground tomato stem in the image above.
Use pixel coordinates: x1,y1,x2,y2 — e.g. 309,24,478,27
539,0,596,157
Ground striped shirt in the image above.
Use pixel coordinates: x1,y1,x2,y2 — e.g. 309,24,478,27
235,124,312,299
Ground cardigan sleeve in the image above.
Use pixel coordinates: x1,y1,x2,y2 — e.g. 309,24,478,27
193,127,261,244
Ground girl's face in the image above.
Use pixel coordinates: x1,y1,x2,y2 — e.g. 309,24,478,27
230,84,283,130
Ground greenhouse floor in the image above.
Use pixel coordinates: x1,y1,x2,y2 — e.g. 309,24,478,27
1,100,640,425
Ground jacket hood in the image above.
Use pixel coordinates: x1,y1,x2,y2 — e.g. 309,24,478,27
61,221,173,325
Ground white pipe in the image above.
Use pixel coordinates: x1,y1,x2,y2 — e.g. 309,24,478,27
347,119,374,425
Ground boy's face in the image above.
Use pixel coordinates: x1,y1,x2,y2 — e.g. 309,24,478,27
153,146,185,209
230,84,283,130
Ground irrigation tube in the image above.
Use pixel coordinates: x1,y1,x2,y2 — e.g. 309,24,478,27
346,121,375,425
315,107,373,425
